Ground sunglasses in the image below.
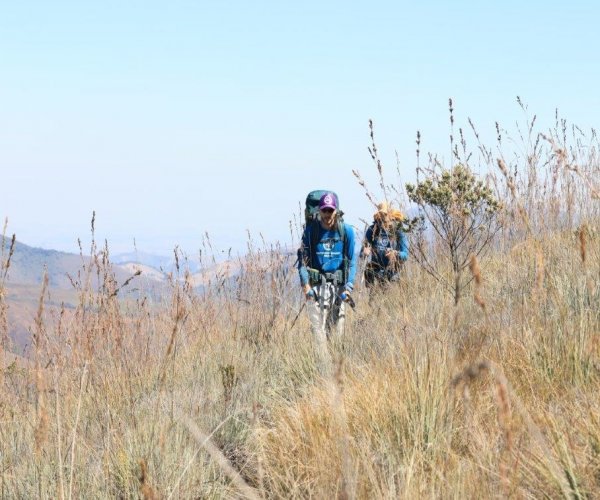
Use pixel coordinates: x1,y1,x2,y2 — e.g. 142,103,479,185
320,208,335,214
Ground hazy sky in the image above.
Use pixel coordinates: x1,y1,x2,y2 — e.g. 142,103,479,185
1,1,598,257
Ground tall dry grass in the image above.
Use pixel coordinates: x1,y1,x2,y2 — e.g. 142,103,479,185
0,109,599,498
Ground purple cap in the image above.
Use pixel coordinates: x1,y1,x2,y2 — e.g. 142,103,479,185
319,193,337,210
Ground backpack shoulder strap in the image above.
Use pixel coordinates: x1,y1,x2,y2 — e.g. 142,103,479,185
373,221,381,242
337,219,346,243
338,220,349,282
309,220,320,267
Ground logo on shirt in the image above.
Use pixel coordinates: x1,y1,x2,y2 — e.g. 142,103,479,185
377,235,390,249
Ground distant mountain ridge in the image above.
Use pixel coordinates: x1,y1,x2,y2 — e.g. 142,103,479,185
112,250,201,274
2,238,86,289
0,238,173,290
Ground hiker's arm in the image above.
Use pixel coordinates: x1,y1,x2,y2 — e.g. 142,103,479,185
344,225,358,291
397,230,409,261
297,228,310,287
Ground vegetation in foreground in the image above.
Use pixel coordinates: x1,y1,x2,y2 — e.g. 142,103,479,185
1,106,599,498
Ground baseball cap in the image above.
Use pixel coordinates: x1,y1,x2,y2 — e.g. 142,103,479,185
319,193,337,210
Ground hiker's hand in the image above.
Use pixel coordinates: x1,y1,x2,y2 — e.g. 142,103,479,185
362,245,372,257
303,284,314,300
385,249,397,263
340,291,356,309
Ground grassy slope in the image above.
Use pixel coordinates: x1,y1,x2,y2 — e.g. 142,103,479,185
0,225,598,498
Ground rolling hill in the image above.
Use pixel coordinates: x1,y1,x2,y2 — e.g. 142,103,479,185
1,238,170,354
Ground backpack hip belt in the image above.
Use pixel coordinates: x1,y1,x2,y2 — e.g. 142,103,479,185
308,268,344,286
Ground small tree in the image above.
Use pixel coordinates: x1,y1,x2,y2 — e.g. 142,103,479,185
406,164,501,304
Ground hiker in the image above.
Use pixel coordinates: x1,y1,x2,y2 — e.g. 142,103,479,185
362,201,408,288
298,192,357,342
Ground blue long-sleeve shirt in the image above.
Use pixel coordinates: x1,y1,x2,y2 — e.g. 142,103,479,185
298,222,357,289
364,223,408,269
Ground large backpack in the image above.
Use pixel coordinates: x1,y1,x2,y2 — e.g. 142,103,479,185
303,190,348,282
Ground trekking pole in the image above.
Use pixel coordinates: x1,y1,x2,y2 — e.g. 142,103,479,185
319,274,326,318
289,302,306,331
359,254,367,288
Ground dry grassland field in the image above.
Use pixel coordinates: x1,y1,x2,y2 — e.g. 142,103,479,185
1,114,599,498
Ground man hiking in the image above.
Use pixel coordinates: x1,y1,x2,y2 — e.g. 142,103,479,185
298,192,357,344
362,201,408,289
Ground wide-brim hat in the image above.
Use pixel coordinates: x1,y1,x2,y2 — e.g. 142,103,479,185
390,209,404,221
374,202,404,221
374,201,390,218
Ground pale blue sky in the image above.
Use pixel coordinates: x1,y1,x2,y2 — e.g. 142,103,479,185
1,1,599,256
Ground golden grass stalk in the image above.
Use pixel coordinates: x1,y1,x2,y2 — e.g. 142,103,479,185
68,362,88,500
53,364,66,500
578,225,587,264
468,254,486,311
138,459,157,499
175,409,261,500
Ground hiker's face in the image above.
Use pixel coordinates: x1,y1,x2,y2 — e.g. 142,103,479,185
320,208,336,228
378,212,390,225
